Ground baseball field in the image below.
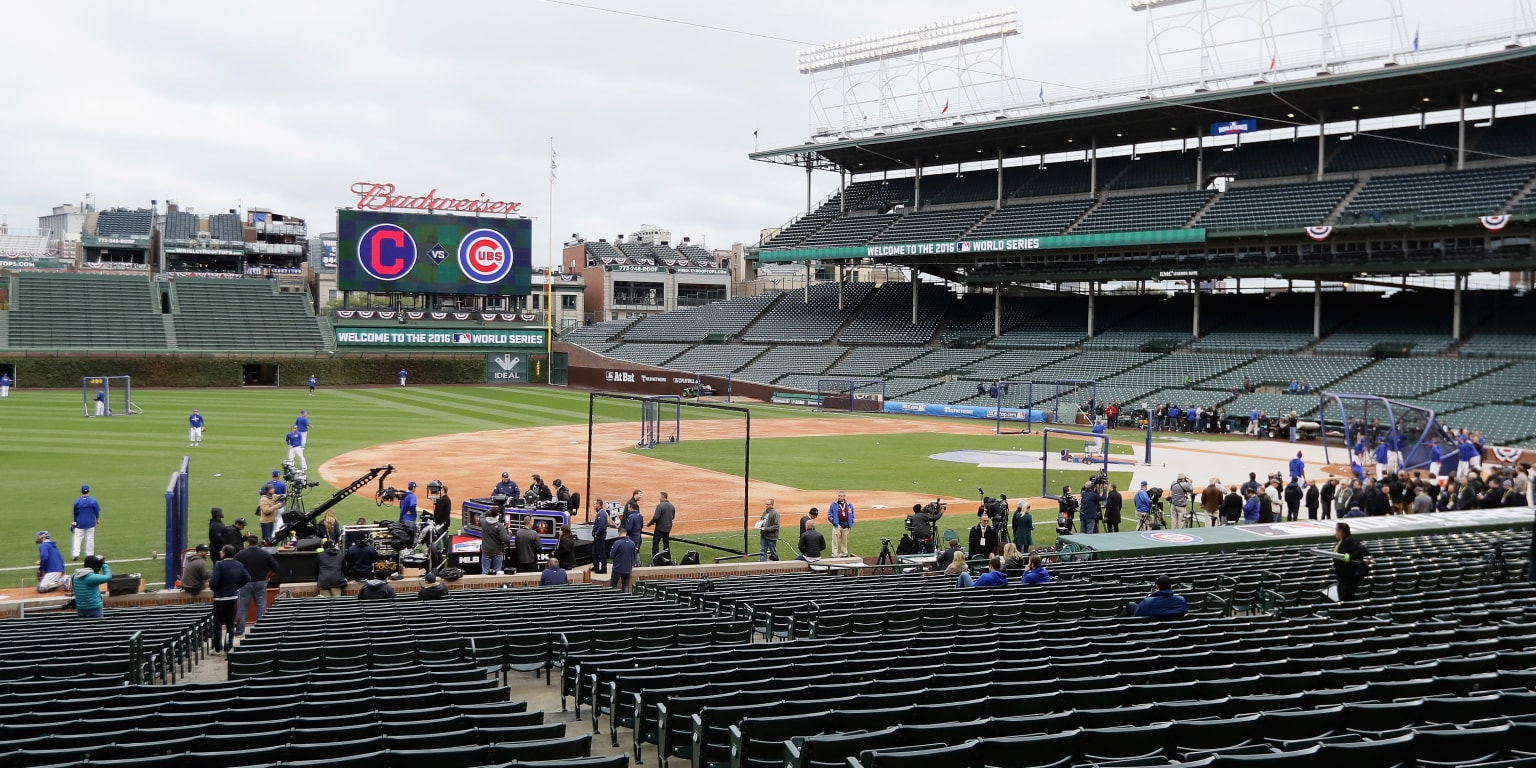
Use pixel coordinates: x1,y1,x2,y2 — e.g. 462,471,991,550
1,384,1133,583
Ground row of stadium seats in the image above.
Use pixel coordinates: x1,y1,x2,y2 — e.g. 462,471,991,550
171,278,326,351
7,272,169,349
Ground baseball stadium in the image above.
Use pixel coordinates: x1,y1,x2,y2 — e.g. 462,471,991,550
3,3,1536,768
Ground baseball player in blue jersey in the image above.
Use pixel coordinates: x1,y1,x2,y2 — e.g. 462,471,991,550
398,369,408,386
94,388,107,417
295,410,310,446
307,375,317,396
72,485,102,559
1,372,11,397
188,409,205,447
285,426,307,470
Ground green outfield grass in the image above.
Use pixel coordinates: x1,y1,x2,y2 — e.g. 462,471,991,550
1,385,1129,579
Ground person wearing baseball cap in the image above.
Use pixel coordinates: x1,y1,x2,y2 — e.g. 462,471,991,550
180,544,212,595
1134,481,1152,528
35,531,67,593
493,472,519,499
399,482,419,533
71,485,102,560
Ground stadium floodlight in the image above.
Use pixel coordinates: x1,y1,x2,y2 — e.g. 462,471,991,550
1129,0,1197,10
796,9,1018,74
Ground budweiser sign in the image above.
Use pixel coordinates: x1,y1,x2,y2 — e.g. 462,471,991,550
350,182,521,214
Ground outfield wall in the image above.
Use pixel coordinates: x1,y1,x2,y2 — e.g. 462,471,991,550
884,400,1051,422
558,342,785,400
0,353,541,388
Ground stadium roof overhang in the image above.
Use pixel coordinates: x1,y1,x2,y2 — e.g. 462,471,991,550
750,45,1536,174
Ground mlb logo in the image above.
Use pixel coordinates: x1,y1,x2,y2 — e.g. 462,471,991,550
452,333,472,344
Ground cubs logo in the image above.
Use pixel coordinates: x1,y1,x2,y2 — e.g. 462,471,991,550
458,228,514,284
358,223,417,281
1141,531,1202,544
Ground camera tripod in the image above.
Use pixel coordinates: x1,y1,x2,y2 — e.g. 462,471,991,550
1137,505,1167,531
875,538,896,568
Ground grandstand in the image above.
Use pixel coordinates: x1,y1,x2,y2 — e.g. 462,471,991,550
7,272,167,349
170,278,326,351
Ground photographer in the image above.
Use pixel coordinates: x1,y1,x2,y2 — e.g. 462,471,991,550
1168,475,1194,528
72,555,113,618
911,500,942,554
257,487,282,544
1133,481,1151,528
429,481,452,529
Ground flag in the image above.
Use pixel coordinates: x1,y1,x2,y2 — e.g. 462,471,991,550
550,144,558,183
1269,53,1276,71
1413,27,1420,52
1038,85,1044,102
942,100,949,113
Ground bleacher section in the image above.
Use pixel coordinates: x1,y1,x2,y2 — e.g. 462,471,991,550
1343,164,1535,223
1196,179,1354,232
735,345,847,383
8,272,168,349
825,346,929,378
163,210,199,240
798,214,897,247
1331,358,1509,399
886,348,1000,378
621,293,778,342
602,343,691,367
870,208,989,244
93,208,153,237
965,198,1094,239
838,282,951,345
850,178,915,212
171,278,325,351
1208,138,1318,179
940,294,1035,344
208,213,243,241
562,318,635,346
1110,150,1198,190
1071,189,1212,233
1326,123,1463,173
662,344,768,373
0,232,49,256
742,283,874,343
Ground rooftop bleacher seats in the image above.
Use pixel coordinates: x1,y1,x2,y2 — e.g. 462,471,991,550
850,178,916,212
676,243,716,266
621,293,778,343
742,283,874,343
1326,123,1462,173
1196,179,1353,232
838,282,951,345
1111,150,1198,190
869,207,988,244
798,214,898,248
1331,358,1509,399
1208,137,1318,179
825,346,929,378
93,208,153,238
583,240,625,263
616,243,655,265
9,272,167,349
0,232,49,255
164,211,199,240
208,213,243,242
601,343,691,367
1072,189,1213,233
735,345,847,383
1470,114,1536,159
662,344,768,373
172,278,326,351
1344,164,1535,224
965,198,1094,239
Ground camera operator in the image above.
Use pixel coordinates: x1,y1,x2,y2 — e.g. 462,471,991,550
911,500,943,554
429,481,452,529
527,474,552,504
934,537,965,572
1080,481,1103,534
398,482,420,534
1168,475,1194,528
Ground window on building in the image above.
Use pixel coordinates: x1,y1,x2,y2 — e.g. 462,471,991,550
561,294,577,309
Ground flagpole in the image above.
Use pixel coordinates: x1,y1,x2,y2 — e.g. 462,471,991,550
546,137,555,364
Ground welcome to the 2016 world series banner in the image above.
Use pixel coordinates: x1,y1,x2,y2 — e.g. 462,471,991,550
332,327,546,349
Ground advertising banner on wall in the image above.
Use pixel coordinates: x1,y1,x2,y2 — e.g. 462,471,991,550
485,352,530,384
332,327,547,349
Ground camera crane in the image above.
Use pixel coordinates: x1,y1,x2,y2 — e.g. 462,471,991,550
275,464,394,545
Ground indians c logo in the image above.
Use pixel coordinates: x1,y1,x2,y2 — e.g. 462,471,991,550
458,228,514,284
358,223,417,281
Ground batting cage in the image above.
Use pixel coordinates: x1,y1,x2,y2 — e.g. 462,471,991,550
585,393,752,561
1041,428,1110,501
83,375,141,417
1053,379,1098,426
815,378,887,413
1319,392,1443,474
991,380,1050,434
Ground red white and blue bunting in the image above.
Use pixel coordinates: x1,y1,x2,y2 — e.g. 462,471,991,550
1304,226,1333,241
1480,215,1511,232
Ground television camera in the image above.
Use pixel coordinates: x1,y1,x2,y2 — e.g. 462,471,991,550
1138,486,1167,531
280,461,320,492
977,487,1010,531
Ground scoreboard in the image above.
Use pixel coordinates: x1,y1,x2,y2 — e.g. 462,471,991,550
336,209,532,296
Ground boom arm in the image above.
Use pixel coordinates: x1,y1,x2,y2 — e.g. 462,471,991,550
277,464,394,544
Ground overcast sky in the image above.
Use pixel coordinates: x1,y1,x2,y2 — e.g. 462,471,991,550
0,0,1519,262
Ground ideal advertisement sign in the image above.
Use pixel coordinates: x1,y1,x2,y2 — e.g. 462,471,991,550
485,352,530,384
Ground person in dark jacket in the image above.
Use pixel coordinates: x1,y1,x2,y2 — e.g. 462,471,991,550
1319,479,1337,520
968,513,999,557
622,497,645,548
797,521,826,562
590,500,609,575
1103,486,1123,533
316,541,347,597
209,545,251,652
799,507,820,535
345,536,377,580
1304,481,1320,520
225,517,248,551
1012,501,1034,548
1128,575,1189,618
513,516,541,573
972,557,1008,587
357,579,396,600
553,526,576,571
647,491,676,558
1220,486,1243,525
608,536,639,593
934,539,964,572
180,545,212,595
234,536,278,636
1079,485,1102,534
910,503,941,554
1284,479,1303,522
539,555,569,586
417,572,449,599
207,508,232,561
480,510,510,575
1332,522,1370,602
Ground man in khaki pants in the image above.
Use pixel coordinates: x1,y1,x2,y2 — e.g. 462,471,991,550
826,491,856,558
